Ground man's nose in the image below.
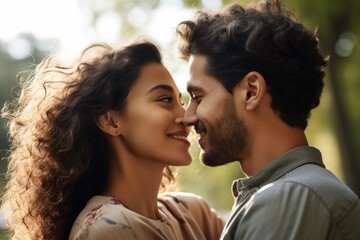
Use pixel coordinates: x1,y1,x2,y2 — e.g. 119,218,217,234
183,102,198,126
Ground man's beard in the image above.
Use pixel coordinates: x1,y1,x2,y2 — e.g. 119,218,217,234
200,98,248,167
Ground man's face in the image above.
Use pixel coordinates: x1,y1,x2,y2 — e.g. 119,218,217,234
185,55,248,166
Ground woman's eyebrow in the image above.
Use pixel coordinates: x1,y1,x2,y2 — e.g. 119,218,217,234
146,84,174,94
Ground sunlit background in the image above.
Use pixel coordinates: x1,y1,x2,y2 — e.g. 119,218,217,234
0,0,359,239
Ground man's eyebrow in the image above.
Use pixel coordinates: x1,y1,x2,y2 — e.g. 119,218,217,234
147,84,174,94
187,84,203,93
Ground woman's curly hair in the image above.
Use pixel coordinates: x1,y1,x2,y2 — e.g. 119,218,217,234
177,0,328,129
1,40,175,240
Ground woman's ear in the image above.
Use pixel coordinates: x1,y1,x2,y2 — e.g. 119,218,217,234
96,110,122,136
242,71,266,111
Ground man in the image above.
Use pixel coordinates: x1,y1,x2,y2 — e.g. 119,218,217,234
176,0,360,239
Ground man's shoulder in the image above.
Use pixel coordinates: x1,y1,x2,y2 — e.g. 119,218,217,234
224,164,360,240
254,163,360,220
280,163,358,204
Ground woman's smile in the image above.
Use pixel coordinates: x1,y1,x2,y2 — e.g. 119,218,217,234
167,131,191,146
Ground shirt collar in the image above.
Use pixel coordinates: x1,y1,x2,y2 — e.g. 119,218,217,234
232,146,325,197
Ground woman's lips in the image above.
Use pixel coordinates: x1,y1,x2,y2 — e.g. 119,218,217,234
167,132,191,146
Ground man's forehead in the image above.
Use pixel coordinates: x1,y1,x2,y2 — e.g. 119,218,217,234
187,54,208,91
189,54,207,71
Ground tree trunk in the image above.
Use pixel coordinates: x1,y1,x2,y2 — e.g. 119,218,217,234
314,0,360,196
326,57,360,196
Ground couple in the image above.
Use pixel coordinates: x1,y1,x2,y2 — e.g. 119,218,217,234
2,1,360,239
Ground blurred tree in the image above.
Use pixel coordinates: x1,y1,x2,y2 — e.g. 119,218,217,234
80,0,160,37
291,0,360,195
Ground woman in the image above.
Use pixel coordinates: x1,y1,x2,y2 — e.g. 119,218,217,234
1,40,224,240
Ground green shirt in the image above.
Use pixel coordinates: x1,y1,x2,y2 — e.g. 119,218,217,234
221,146,360,240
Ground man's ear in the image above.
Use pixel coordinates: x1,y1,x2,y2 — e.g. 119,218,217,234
242,71,266,111
96,110,122,136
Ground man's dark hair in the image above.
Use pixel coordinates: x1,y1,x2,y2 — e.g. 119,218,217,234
177,0,328,129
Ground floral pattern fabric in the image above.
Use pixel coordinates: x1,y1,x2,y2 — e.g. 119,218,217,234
69,192,225,240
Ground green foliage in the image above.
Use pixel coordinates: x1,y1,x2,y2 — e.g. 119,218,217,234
183,0,202,8
0,230,8,240
80,0,161,37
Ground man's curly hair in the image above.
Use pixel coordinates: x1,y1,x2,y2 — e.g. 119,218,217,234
177,0,328,129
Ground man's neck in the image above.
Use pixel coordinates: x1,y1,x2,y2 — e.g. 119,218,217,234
241,124,308,176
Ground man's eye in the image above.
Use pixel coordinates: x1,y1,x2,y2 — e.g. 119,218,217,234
191,95,202,103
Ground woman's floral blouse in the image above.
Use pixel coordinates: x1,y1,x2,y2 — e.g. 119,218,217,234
69,192,225,240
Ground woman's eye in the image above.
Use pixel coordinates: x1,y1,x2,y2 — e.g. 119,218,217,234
158,96,173,103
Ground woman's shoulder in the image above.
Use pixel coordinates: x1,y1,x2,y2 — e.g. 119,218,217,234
158,192,225,240
68,196,142,240
158,192,208,210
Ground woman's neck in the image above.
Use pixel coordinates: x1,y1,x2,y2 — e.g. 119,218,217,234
105,150,165,220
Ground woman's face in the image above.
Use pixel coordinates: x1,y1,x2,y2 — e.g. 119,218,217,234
118,62,191,166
